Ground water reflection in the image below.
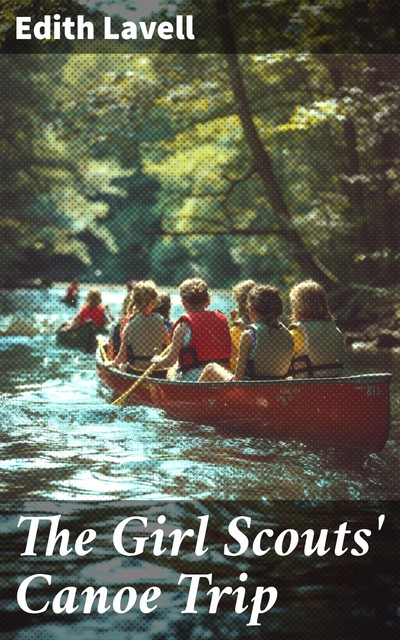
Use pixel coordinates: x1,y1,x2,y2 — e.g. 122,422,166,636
0,288,399,500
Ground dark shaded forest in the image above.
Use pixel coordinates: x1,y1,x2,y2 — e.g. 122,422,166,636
1,1,399,329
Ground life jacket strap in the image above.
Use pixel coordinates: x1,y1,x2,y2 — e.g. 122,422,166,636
245,360,285,381
288,355,343,378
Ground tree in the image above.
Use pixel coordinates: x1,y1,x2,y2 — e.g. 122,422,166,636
3,1,398,289
219,48,337,284
1,54,130,284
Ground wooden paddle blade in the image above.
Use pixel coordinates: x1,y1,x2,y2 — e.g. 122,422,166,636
112,393,130,407
111,344,171,407
111,363,157,407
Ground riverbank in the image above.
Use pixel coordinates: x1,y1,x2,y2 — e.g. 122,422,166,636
332,285,400,350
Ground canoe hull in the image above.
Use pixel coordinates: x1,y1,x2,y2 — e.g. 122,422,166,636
57,322,105,353
61,297,78,307
97,357,391,452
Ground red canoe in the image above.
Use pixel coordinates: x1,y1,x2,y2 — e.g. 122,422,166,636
96,353,391,452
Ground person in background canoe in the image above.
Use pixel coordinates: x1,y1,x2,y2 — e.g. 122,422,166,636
229,279,256,371
199,284,293,382
288,280,345,378
155,293,173,336
64,279,79,305
107,286,135,359
126,279,136,292
108,280,169,374
151,278,231,381
59,289,114,332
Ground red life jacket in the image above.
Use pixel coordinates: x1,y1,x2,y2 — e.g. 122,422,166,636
78,304,107,327
173,310,231,372
66,284,78,299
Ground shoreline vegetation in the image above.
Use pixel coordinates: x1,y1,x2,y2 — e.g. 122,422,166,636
3,52,400,301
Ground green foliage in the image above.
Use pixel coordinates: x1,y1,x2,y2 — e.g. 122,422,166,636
2,45,399,287
294,0,400,53
137,53,399,285
0,55,130,284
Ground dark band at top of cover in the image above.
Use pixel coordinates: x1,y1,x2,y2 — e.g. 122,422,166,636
1,0,400,54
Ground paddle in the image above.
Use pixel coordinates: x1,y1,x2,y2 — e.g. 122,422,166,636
112,345,171,407
97,336,109,363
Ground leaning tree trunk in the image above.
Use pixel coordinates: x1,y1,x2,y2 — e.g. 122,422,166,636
215,0,339,288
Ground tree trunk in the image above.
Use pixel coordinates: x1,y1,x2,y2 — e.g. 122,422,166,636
215,0,338,288
321,56,374,254
366,56,400,255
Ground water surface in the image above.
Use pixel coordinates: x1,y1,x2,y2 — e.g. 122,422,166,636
0,286,399,501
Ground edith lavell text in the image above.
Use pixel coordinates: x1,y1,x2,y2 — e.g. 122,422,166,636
15,14,195,41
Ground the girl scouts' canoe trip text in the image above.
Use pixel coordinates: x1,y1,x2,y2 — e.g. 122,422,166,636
16,513,386,626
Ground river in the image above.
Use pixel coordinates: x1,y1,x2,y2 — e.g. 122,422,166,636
1,285,399,639
0,285,399,501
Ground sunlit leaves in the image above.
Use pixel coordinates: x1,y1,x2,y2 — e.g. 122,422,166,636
3,43,400,285
1,54,135,283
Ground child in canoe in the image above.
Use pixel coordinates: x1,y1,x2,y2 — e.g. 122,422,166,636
199,284,293,382
288,280,345,378
107,285,136,359
152,278,231,381
109,280,169,373
64,279,79,305
155,293,174,336
229,279,256,370
59,289,113,332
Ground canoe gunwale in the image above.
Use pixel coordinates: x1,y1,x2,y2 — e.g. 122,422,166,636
95,351,392,388
96,349,392,451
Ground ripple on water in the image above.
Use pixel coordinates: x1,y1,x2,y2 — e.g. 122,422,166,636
0,291,399,500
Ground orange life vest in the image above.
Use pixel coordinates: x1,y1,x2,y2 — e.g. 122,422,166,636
173,310,231,372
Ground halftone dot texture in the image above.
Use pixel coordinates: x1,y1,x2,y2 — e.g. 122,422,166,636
1,501,400,639
2,51,397,405
1,2,399,639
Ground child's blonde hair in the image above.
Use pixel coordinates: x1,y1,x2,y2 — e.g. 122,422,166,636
290,280,333,322
86,289,102,308
179,278,209,307
130,280,158,314
232,279,256,322
247,285,283,324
